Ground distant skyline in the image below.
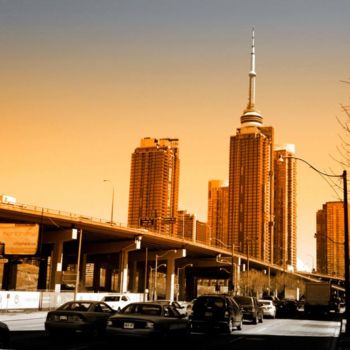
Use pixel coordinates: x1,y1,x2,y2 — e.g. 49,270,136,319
0,1,349,271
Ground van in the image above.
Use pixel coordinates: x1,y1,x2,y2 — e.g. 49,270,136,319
101,294,131,311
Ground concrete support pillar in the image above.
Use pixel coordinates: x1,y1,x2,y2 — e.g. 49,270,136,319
43,229,78,292
233,257,241,295
128,260,138,292
177,268,186,301
119,237,142,293
119,250,129,293
2,261,18,290
154,249,186,302
93,262,101,292
105,268,112,291
165,258,176,301
37,258,48,290
80,254,87,291
49,241,63,292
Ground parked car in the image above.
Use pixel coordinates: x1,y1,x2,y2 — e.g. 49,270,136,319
233,296,263,324
190,294,243,333
106,301,189,338
258,299,276,318
275,298,299,318
45,300,116,337
101,294,132,311
0,321,10,348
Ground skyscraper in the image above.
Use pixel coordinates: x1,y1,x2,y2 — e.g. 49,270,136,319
207,180,229,247
228,29,274,262
316,201,349,276
274,145,297,270
128,137,180,236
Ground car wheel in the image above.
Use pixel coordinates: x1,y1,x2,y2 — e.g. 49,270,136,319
237,320,243,331
227,319,234,334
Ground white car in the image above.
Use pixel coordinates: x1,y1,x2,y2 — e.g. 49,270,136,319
101,294,131,311
258,299,276,318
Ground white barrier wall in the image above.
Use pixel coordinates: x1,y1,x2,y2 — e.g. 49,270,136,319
0,291,144,310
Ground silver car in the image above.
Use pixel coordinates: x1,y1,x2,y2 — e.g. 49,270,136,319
258,299,276,318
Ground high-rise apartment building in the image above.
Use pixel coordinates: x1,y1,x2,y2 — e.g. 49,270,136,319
177,210,196,240
316,201,349,277
228,29,274,262
128,137,180,236
207,180,229,247
273,145,297,270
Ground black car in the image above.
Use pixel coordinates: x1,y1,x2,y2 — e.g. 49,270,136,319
106,301,189,338
275,298,299,318
233,296,263,324
190,294,243,333
0,321,10,348
45,300,116,337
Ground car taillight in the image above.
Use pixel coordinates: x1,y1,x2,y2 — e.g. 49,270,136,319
145,321,155,329
68,315,82,322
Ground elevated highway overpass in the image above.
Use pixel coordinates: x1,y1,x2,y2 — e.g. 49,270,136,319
0,201,342,300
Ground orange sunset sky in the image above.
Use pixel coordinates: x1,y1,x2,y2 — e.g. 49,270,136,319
0,1,349,270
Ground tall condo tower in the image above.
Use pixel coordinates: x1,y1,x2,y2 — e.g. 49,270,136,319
228,29,274,262
316,201,350,277
207,180,229,247
274,145,297,270
128,137,180,236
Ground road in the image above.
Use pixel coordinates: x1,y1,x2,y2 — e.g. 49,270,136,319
3,314,342,350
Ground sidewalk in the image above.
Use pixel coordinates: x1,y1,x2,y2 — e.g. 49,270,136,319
0,310,48,322
0,310,48,331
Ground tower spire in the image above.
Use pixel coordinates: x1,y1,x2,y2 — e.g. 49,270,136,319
241,27,263,127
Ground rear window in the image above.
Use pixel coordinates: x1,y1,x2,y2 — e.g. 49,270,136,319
194,296,226,310
121,303,162,316
234,296,252,305
60,302,92,312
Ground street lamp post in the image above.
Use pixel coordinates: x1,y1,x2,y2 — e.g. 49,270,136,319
279,155,350,333
210,237,236,295
103,179,115,224
154,250,176,301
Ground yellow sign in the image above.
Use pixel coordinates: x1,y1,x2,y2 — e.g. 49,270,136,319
0,224,39,255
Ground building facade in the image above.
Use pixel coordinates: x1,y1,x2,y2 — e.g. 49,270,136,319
316,201,349,276
207,180,229,247
177,210,196,241
128,137,180,236
273,145,297,270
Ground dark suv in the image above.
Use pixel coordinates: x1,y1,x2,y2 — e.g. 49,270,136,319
190,294,243,333
233,296,263,324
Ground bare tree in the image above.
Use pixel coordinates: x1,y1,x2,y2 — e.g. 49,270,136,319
333,79,350,168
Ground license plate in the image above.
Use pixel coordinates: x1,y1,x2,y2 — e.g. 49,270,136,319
123,322,134,329
59,315,67,321
204,311,212,317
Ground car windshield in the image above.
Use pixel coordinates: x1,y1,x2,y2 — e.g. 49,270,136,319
234,296,252,305
259,301,272,306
